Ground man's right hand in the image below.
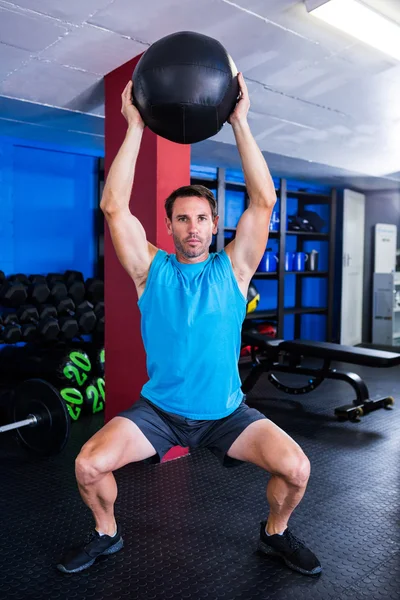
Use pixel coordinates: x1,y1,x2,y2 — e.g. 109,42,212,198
121,81,145,129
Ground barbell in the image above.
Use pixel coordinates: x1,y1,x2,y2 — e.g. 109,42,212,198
0,379,70,456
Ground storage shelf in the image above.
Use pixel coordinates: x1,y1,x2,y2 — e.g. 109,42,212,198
226,181,247,190
225,229,328,240
253,273,279,279
245,310,277,321
285,306,327,316
286,231,329,239
253,271,328,278
225,180,280,195
190,172,336,341
191,176,218,185
245,306,327,321
285,271,328,277
224,228,279,238
287,190,331,203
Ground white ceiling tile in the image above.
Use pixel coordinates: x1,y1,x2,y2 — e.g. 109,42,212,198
222,0,299,15
302,64,400,123
0,42,31,81
0,59,102,110
215,20,335,87
300,74,351,100
268,1,379,62
89,0,240,44
41,24,147,75
7,0,114,25
245,78,351,130
0,4,69,52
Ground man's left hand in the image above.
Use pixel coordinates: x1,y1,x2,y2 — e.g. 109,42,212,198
228,72,250,125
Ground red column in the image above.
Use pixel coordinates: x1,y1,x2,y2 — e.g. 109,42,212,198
103,55,190,461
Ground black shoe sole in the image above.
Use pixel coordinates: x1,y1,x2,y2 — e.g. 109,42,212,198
258,539,322,576
57,537,124,574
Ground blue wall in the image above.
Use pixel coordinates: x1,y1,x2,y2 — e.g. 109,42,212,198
0,137,98,279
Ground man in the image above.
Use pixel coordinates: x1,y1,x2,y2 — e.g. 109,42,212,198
58,74,321,576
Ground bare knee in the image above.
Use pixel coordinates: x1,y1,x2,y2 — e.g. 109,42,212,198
75,444,109,487
281,451,311,488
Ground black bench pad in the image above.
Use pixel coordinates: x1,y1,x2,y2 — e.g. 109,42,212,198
242,333,400,368
279,340,400,368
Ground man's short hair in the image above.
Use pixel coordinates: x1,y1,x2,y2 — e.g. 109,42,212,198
165,185,218,220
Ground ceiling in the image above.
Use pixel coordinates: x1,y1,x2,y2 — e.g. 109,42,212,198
1,0,400,191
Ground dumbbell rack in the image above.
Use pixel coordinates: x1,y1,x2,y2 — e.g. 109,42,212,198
0,269,106,452
0,269,104,345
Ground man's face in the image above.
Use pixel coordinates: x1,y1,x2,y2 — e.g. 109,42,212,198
166,196,219,260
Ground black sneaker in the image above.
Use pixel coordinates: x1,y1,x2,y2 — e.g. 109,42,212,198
258,521,322,576
57,526,124,574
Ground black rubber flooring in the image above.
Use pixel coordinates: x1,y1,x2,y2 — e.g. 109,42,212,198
0,360,399,600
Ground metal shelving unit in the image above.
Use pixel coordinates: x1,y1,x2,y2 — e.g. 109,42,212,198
372,272,400,346
190,171,337,341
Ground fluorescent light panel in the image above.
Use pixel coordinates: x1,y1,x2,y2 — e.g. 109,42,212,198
307,0,400,61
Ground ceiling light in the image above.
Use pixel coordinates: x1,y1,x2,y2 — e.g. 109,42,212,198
305,0,400,61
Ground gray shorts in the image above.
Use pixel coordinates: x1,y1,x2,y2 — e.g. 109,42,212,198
118,396,266,467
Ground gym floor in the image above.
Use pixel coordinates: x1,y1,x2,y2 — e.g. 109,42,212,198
1,360,399,600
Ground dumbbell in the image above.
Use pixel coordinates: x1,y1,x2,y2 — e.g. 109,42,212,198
94,302,104,335
20,304,81,342
47,271,83,286
46,276,69,305
47,274,85,305
56,298,96,334
1,313,37,342
64,270,84,287
0,273,49,307
0,316,21,344
10,274,51,305
0,279,28,307
27,275,52,304
18,305,60,342
85,278,104,304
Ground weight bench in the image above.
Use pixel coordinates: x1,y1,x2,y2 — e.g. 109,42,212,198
241,333,400,421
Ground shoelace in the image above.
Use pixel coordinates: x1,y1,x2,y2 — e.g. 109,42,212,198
284,529,306,551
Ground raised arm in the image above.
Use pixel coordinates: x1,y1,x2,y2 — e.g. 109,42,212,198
224,73,277,288
100,81,158,288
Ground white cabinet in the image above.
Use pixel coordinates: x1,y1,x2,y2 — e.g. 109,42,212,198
372,272,400,345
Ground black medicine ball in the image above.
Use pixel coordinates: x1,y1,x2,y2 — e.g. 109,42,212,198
132,31,239,144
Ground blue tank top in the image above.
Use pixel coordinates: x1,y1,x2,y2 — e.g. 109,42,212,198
139,249,247,419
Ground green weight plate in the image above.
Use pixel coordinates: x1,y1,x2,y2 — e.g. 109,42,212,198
97,347,105,377
56,350,92,387
84,377,105,415
13,379,71,456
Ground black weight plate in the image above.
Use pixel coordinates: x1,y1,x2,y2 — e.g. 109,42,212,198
13,379,70,456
